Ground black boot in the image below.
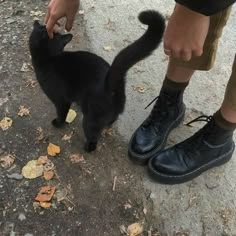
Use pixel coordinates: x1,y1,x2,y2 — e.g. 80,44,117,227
128,87,186,164
148,115,235,184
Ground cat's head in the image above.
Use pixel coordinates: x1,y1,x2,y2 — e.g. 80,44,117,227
29,20,73,56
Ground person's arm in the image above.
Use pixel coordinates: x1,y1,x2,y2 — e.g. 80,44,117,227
45,0,80,39
175,0,236,16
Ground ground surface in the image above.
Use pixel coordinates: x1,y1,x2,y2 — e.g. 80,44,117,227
0,0,236,235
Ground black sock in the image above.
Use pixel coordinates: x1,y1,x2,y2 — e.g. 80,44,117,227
162,76,189,93
214,110,236,131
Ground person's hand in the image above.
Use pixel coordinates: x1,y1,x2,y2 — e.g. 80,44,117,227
45,0,80,38
164,3,210,61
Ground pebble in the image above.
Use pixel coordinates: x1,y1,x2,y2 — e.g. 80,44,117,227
6,173,24,180
18,213,26,221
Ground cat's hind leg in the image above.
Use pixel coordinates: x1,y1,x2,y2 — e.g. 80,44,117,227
52,100,71,128
82,114,104,152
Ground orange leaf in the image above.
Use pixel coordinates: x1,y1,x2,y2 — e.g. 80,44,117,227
35,186,56,202
43,170,54,180
47,143,60,157
39,202,51,209
37,156,48,165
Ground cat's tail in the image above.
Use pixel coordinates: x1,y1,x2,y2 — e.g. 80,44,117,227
106,10,165,90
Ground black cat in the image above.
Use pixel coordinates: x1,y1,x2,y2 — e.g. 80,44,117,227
29,10,165,152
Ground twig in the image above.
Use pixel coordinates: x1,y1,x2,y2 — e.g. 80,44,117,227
112,176,117,191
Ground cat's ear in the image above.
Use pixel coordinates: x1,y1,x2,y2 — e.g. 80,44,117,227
33,20,41,28
61,34,73,46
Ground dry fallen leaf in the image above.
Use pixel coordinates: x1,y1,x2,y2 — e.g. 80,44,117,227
39,202,51,209
220,208,232,225
25,78,37,88
140,25,147,30
43,170,54,180
36,127,45,142
62,131,74,141
47,143,60,157
102,128,113,137
30,10,45,17
69,154,85,164
132,85,148,94
35,186,56,202
127,223,143,236
120,225,127,234
103,45,113,51
18,106,30,117
0,154,15,168
104,19,116,32
37,156,48,165
65,109,77,123
0,117,13,131
22,160,44,179
78,9,85,15
124,203,132,209
54,188,68,202
143,208,147,215
33,201,40,209
20,62,32,72
43,159,55,171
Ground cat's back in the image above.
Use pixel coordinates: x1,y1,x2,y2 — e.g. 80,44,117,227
62,51,110,73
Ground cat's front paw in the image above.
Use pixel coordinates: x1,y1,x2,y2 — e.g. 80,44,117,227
52,119,65,128
84,142,97,152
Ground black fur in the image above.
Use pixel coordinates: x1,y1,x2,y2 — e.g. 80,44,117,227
29,10,165,152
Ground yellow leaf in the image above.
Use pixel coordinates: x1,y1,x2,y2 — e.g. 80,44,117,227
47,143,60,157
127,223,143,236
22,160,44,179
39,202,51,209
43,170,54,180
65,109,77,123
0,117,13,131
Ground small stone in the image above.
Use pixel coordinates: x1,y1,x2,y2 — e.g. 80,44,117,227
6,173,23,180
6,18,16,24
18,213,26,221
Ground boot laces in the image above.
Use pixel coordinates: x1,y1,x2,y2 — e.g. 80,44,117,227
186,115,213,126
180,115,215,154
145,95,169,124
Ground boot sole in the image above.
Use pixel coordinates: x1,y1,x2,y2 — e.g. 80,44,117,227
148,143,235,184
128,105,186,165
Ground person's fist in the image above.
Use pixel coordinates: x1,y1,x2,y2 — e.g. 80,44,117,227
164,4,210,61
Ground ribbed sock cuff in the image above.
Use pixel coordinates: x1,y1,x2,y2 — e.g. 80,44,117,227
214,110,236,131
162,76,189,92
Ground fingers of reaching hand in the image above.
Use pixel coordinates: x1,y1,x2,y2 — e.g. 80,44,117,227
65,16,75,32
